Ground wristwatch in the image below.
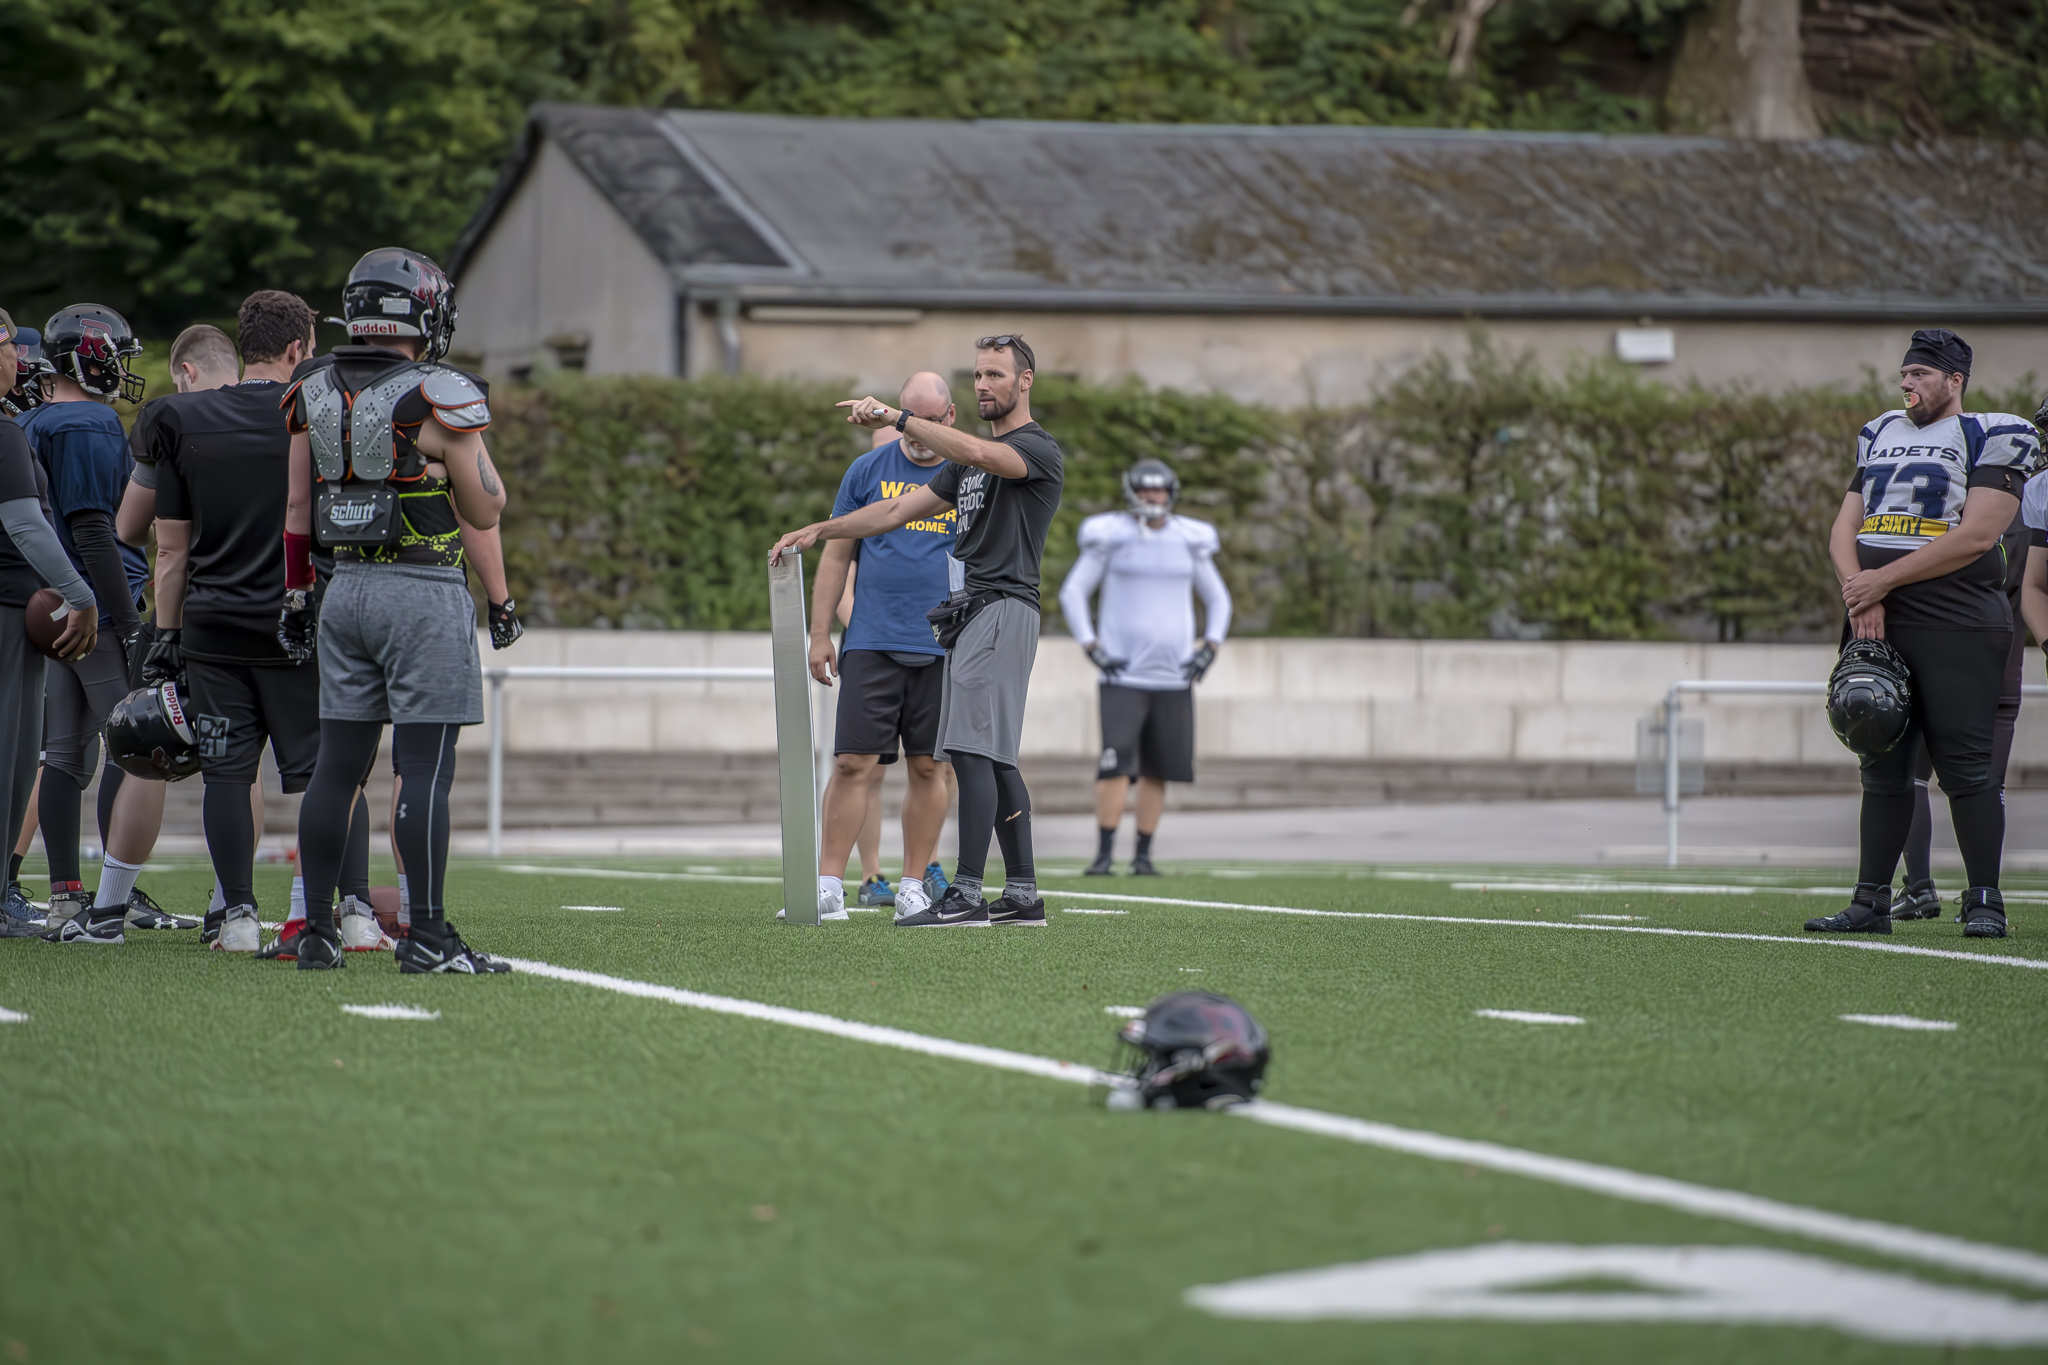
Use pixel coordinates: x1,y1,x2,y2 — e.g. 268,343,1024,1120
894,408,911,432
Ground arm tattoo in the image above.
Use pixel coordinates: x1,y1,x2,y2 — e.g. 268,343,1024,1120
477,451,501,497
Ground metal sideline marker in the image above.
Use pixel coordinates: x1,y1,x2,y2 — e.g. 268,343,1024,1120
770,550,820,926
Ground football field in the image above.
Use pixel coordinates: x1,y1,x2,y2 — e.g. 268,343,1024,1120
4,856,2047,1362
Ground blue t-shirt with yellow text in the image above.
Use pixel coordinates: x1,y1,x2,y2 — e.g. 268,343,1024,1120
832,440,957,656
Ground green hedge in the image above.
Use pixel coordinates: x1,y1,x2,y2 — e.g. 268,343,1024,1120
488,352,2041,641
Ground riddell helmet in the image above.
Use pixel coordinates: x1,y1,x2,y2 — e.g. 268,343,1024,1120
1112,991,1269,1110
6,328,55,414
1827,638,1913,757
342,248,457,361
105,682,201,781
1123,458,1180,522
44,305,144,403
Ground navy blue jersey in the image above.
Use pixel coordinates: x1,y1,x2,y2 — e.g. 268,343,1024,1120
20,400,150,613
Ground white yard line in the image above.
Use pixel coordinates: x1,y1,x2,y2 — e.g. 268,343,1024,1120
340,1004,440,1021
561,905,625,912
0,1007,29,1024
504,954,2048,1291
1475,1009,1585,1025
1839,1014,1958,1032
1036,891,2048,973
499,864,779,885
1063,908,1129,915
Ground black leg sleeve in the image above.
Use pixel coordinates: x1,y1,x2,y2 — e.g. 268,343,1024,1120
991,762,1034,882
202,781,257,909
1903,779,1933,886
1948,788,2005,890
95,759,124,850
39,767,86,884
391,723,458,925
1858,790,1914,888
951,751,997,885
340,787,372,903
297,720,384,929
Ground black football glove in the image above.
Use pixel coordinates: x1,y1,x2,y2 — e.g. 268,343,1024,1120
488,597,525,651
277,589,317,664
1085,643,1128,678
141,627,186,689
1183,641,1217,683
122,621,154,688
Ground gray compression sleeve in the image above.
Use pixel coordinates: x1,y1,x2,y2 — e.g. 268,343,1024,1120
0,498,95,610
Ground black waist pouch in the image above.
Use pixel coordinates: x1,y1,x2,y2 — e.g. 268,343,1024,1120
926,590,1004,650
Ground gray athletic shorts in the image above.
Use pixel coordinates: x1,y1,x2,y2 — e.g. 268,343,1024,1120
44,627,133,785
934,595,1040,766
318,562,483,725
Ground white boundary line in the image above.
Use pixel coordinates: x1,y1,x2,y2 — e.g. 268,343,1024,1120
503,955,2048,1290
1037,891,2048,973
500,864,778,886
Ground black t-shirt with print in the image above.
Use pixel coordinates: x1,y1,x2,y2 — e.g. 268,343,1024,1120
925,422,1064,608
151,380,294,663
0,414,54,607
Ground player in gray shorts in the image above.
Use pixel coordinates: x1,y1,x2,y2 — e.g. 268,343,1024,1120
773,334,1063,928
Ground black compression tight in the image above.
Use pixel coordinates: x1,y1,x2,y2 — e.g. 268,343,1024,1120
950,752,1034,886
39,767,86,884
299,720,459,928
203,781,258,909
341,788,372,904
96,759,123,850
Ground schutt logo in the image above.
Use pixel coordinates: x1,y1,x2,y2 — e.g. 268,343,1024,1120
326,500,380,530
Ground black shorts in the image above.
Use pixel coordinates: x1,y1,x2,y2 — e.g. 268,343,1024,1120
185,657,323,790
834,649,944,764
1097,684,1194,783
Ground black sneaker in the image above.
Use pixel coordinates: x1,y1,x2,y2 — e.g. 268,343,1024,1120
1084,852,1114,876
125,887,199,930
294,920,345,971
1,882,43,938
1961,887,2008,939
896,885,989,927
1130,854,1159,876
200,906,225,947
42,909,125,945
988,894,1047,926
1891,879,1941,921
396,921,512,974
1804,883,1892,935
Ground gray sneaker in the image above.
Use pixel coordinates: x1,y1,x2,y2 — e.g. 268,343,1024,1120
1,882,44,937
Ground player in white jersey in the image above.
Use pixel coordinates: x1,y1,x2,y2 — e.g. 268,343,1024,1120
1806,330,2040,939
1058,459,1231,875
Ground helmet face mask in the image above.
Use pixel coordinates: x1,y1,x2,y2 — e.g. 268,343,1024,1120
44,305,144,404
342,247,457,362
1122,458,1180,523
1827,638,1913,757
1111,991,1269,1110
5,328,54,415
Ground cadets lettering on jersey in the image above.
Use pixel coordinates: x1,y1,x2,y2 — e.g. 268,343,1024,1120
1853,409,2038,551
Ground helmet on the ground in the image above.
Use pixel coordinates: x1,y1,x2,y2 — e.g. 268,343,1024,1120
105,682,201,781
1113,991,1269,1110
1827,638,1912,757
44,305,144,403
6,328,54,414
341,248,457,361
1122,458,1180,522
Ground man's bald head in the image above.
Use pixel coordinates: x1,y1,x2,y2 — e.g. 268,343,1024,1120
898,371,953,420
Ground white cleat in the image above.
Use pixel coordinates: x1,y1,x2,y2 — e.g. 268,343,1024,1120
891,876,932,924
775,877,849,923
338,896,396,951
216,905,262,954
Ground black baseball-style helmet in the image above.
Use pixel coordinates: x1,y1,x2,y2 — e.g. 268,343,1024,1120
1123,458,1180,522
105,682,201,781
1112,991,1270,1110
44,304,144,403
1827,639,1913,757
341,247,457,361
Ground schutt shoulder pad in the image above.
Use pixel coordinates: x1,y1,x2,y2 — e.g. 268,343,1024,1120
421,368,490,432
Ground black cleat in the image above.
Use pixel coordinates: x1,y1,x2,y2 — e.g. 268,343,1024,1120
1,882,44,937
1805,884,1891,934
396,921,511,974
988,893,1047,926
1130,854,1159,876
199,906,225,947
1960,887,2008,939
42,910,126,945
1891,879,1941,921
895,885,989,927
125,887,199,930
1084,852,1114,876
294,921,345,971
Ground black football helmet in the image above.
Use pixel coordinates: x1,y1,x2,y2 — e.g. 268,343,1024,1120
5,327,54,415
1112,991,1269,1110
341,248,457,361
105,682,201,781
1123,458,1180,523
44,304,144,403
1827,638,1913,757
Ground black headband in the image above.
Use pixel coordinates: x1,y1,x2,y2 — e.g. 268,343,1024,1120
1903,328,1972,378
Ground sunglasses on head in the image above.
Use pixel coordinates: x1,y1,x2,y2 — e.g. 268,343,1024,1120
976,335,1034,369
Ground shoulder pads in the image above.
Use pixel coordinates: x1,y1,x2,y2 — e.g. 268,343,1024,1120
1077,511,1136,550
1176,516,1220,554
422,368,490,432
2023,471,2048,533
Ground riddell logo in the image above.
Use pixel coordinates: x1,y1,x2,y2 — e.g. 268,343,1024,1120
351,320,405,336
328,500,378,529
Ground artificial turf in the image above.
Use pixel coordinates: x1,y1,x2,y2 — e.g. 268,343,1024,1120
2,857,2045,1363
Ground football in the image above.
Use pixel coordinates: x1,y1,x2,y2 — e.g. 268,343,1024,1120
24,587,73,660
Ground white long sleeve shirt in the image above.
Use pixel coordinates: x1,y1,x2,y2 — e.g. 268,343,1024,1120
1058,511,1232,691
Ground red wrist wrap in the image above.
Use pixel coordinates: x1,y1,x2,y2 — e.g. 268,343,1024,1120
284,531,313,590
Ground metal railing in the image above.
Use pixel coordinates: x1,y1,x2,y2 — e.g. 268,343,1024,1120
1660,680,2048,867
483,665,776,856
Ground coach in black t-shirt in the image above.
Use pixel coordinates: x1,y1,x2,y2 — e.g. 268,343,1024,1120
772,335,1063,928
147,291,325,949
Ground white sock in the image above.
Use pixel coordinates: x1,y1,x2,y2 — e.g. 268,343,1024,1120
818,875,844,910
208,883,226,913
94,855,144,910
397,873,411,928
285,875,306,926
